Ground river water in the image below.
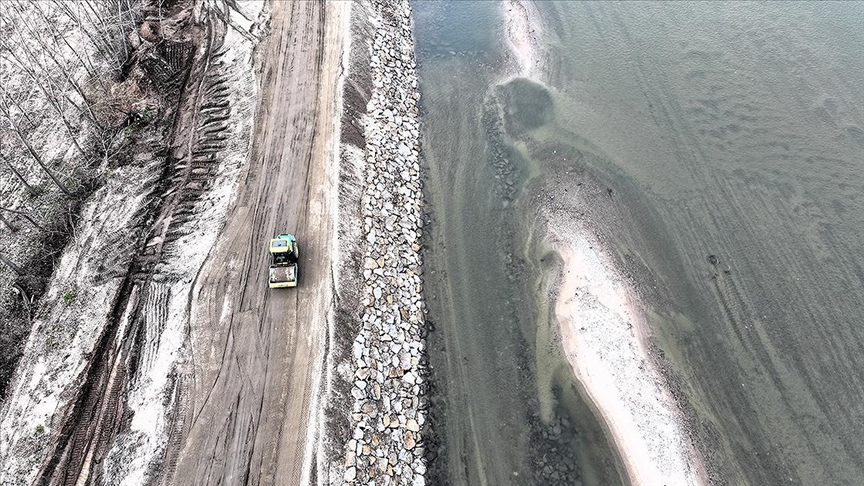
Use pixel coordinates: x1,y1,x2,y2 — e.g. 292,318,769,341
414,2,864,485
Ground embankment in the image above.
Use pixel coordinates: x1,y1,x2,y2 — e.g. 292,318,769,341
0,2,267,483
323,0,430,484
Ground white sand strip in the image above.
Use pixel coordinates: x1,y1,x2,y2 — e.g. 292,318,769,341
553,232,705,486
502,0,540,79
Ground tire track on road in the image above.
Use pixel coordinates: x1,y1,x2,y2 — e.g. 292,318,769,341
168,2,344,484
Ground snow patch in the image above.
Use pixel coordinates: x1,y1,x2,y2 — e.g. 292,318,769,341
0,156,163,484
103,2,267,483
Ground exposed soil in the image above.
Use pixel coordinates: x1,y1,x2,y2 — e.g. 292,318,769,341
165,2,346,484
31,1,209,483
315,0,372,480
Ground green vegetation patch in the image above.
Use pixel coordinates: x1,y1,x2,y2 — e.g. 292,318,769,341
62,290,76,305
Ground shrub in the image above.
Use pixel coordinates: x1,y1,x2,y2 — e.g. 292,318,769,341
62,291,76,305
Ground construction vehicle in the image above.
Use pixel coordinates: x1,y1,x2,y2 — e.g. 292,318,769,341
269,234,299,288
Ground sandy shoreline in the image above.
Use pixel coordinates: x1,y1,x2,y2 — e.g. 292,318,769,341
503,0,541,79
501,1,706,483
553,233,705,485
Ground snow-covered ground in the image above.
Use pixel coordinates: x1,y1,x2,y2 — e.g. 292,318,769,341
0,1,136,481
0,1,269,483
102,2,268,482
0,139,164,485
0,0,123,386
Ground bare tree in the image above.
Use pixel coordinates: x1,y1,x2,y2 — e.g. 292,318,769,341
0,206,43,231
31,1,108,93
0,52,88,158
51,0,138,73
1,155,39,197
0,93,73,196
0,0,145,296
42,82,87,158
8,25,94,111
0,252,23,276
0,36,101,128
0,212,16,232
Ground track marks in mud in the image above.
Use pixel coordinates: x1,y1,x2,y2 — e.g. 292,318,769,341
168,1,345,484
141,45,234,272
140,40,195,93
34,9,240,485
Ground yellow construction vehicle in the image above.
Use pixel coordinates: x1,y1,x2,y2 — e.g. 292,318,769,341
269,234,299,288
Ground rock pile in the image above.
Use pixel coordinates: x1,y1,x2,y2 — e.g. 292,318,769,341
531,413,583,485
342,1,428,484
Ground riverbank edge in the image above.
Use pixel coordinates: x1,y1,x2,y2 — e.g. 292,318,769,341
549,232,707,486
501,1,708,484
323,0,430,484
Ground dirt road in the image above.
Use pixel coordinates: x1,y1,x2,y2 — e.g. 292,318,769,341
167,2,345,484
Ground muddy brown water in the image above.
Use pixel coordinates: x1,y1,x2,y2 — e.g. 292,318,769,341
416,1,864,485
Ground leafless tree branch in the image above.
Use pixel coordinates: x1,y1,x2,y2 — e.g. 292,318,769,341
0,252,24,276
0,93,74,196
0,206,45,231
